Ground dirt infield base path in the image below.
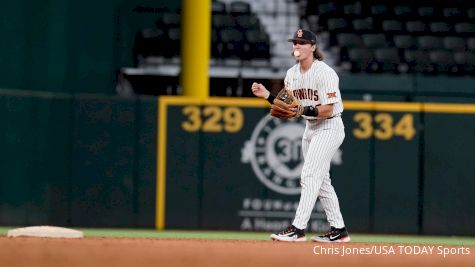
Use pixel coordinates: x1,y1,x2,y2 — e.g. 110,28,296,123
0,237,473,267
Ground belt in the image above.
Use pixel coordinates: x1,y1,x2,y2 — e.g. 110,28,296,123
327,114,342,120
306,114,342,121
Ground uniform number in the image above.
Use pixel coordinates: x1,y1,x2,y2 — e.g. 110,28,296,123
182,106,244,133
353,112,416,141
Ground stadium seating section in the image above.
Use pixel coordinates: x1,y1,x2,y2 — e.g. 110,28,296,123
129,0,475,95
305,0,475,75
133,1,271,62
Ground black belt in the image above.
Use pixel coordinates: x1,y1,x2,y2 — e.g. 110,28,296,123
327,114,342,120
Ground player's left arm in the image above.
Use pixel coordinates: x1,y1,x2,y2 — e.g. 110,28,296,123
301,102,333,119
302,70,339,118
315,104,334,119
314,69,340,118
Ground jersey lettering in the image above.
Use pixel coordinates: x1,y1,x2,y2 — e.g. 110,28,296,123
285,60,343,117
313,90,319,101
292,88,319,101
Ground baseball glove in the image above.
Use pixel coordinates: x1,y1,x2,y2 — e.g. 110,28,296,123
270,87,304,119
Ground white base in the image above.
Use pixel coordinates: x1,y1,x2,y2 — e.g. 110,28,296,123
7,226,83,238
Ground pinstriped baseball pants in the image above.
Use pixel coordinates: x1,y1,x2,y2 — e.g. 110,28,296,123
292,118,346,230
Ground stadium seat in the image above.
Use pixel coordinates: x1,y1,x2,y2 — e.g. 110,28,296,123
454,52,475,74
370,5,390,16
454,23,475,35
318,2,338,16
404,50,433,73
406,21,427,34
244,30,270,60
468,8,475,20
336,33,365,48
352,18,374,33
157,12,181,28
212,14,236,29
417,6,436,18
343,2,362,17
417,36,443,51
443,7,463,21
394,6,415,18
307,15,320,33
235,14,261,31
429,50,457,73
220,29,245,58
229,1,251,15
393,35,416,49
467,38,475,51
430,22,452,35
362,34,387,49
327,18,350,33
374,48,401,73
212,1,227,14
348,48,375,72
316,2,340,28
443,37,466,52
382,20,404,34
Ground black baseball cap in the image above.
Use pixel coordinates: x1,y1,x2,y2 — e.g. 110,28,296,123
288,29,317,44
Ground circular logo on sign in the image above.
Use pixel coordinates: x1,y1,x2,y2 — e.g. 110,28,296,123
241,115,305,195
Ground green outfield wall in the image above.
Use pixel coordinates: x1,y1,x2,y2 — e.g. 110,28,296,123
158,97,475,236
1,90,475,236
0,90,157,227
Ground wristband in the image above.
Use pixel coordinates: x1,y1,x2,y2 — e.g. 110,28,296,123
303,106,319,117
266,94,276,104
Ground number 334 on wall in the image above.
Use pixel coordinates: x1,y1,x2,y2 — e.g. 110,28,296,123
352,112,416,141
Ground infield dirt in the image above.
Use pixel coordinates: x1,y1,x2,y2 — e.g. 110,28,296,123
0,237,473,267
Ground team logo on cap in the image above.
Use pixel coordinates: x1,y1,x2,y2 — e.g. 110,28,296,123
297,29,303,37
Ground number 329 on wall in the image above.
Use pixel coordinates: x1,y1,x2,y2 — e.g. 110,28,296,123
352,112,416,141
181,106,244,133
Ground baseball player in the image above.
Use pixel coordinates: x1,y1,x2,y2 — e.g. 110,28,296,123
251,29,350,242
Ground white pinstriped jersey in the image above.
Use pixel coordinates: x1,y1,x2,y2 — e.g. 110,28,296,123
285,60,347,230
284,60,344,120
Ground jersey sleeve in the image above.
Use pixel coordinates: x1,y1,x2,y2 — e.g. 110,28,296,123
317,69,341,105
284,70,290,88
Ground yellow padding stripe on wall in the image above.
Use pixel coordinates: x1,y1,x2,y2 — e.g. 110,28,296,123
345,100,475,113
344,101,422,112
423,103,475,114
159,96,268,107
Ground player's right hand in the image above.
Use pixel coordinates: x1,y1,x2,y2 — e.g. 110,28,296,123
251,82,270,99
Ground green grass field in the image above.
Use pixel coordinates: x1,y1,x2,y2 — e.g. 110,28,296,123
1,227,475,246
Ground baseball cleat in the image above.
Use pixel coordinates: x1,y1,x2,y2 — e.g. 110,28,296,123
311,227,351,243
270,225,306,242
